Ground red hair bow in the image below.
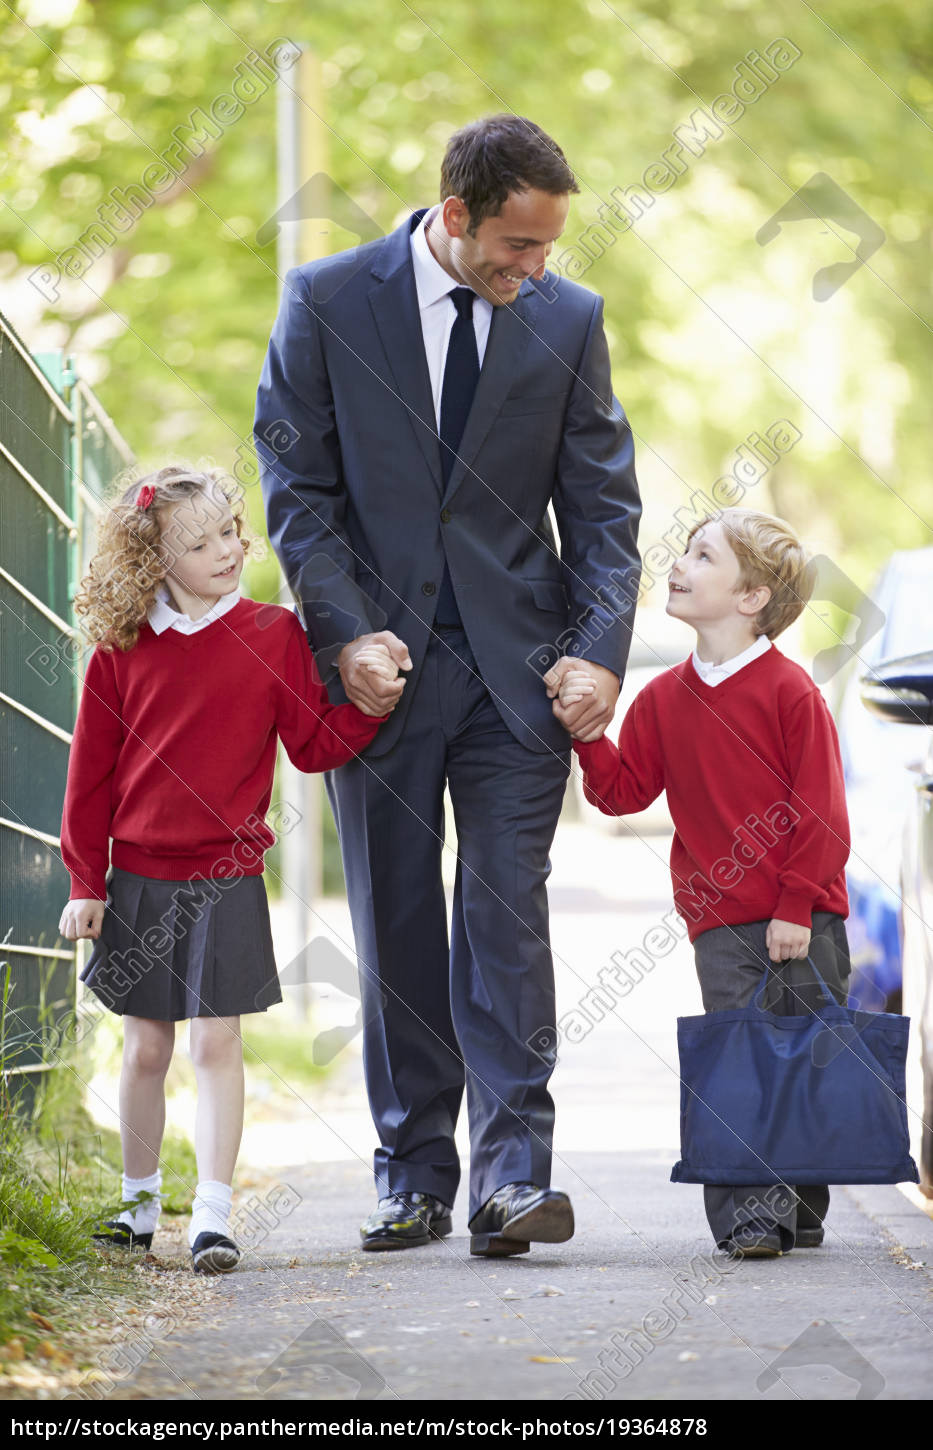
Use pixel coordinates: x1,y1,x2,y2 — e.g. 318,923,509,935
135,484,156,510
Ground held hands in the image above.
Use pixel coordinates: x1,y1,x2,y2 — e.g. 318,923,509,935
338,632,412,717
766,918,811,963
543,657,620,743
59,899,105,941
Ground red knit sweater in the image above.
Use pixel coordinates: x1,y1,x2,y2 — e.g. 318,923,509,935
573,648,849,941
61,600,386,900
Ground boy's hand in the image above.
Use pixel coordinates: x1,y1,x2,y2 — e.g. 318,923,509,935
766,918,811,963
543,657,619,743
556,669,598,708
59,900,106,941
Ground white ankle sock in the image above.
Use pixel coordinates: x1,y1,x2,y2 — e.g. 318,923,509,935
118,1170,162,1236
189,1180,233,1246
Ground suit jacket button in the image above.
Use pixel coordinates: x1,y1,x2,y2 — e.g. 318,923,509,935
422,582,436,596
440,509,452,523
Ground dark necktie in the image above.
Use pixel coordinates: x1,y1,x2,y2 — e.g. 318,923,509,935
435,286,479,625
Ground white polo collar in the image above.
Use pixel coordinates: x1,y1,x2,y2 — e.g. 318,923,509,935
148,583,241,636
692,634,771,686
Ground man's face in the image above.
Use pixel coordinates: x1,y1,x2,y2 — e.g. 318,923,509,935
433,187,570,306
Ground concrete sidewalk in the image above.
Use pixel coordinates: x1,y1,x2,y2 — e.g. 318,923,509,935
101,823,933,1401
110,1152,933,1402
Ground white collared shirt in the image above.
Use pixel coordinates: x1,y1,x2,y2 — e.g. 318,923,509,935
148,583,242,636
410,206,494,429
692,634,771,687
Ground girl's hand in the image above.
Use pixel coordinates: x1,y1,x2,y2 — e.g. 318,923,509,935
59,900,106,941
337,631,411,715
354,643,399,684
557,670,598,707
766,918,810,963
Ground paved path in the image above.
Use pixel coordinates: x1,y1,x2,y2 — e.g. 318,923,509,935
100,821,933,1401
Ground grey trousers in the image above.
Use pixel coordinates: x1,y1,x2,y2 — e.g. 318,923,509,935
692,913,851,1250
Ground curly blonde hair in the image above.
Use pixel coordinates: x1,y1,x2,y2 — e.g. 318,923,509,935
75,464,250,652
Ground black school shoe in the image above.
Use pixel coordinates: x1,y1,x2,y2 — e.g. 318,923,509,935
360,1193,452,1251
794,1226,825,1248
468,1183,575,1258
191,1232,241,1274
91,1218,153,1251
722,1219,784,1259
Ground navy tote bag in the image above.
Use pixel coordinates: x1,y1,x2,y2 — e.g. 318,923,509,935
671,959,919,1186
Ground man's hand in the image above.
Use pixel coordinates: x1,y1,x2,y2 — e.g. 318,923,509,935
543,657,620,743
60,899,106,941
766,918,811,963
338,632,412,717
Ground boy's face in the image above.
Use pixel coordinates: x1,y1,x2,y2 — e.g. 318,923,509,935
666,519,765,629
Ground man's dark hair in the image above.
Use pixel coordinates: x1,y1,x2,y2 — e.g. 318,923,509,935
440,115,579,233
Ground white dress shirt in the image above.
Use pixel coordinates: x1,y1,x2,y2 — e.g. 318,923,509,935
691,633,771,687
148,583,242,636
410,206,494,428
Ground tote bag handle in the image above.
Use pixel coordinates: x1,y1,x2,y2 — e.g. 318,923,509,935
752,953,847,1018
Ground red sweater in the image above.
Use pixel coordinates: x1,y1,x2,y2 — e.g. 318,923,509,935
573,648,849,941
61,600,385,900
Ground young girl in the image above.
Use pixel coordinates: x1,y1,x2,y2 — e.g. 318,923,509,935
58,464,395,1274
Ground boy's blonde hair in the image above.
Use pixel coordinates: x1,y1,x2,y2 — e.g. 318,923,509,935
687,508,814,639
75,463,250,652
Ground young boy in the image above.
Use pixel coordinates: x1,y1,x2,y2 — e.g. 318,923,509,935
555,508,851,1258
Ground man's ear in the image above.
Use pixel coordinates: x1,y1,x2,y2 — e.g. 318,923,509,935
439,196,470,239
737,584,771,618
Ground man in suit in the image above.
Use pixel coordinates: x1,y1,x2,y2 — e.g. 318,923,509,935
256,115,640,1258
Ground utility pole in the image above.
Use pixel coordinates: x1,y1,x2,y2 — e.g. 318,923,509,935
275,47,326,998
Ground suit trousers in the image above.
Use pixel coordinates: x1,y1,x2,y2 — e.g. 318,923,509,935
692,913,851,1251
325,624,571,1220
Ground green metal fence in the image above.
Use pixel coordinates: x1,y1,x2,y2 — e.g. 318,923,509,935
0,309,133,1091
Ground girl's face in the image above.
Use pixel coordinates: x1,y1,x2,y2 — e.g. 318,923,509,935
158,486,244,615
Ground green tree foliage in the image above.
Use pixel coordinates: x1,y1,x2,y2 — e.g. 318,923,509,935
2,0,930,600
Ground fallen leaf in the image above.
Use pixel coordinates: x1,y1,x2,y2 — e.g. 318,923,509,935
27,1313,55,1332
530,1355,577,1364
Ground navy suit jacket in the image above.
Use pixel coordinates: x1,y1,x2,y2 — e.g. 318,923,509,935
255,208,641,758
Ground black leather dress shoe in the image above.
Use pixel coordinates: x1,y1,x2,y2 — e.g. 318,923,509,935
360,1193,452,1251
794,1226,824,1248
91,1218,153,1251
468,1183,574,1257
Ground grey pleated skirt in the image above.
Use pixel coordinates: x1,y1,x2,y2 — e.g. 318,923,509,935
80,867,282,1021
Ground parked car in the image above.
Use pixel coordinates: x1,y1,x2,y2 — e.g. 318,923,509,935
834,548,933,1011
860,650,933,1192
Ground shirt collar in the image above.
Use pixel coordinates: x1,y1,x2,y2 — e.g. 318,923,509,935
410,205,466,312
148,583,242,636
692,634,771,684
